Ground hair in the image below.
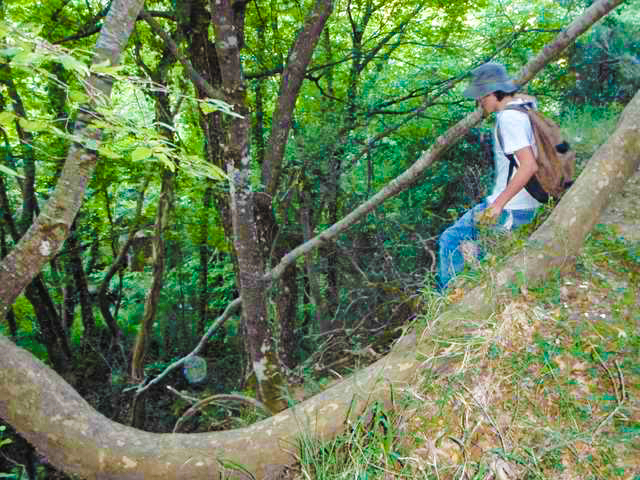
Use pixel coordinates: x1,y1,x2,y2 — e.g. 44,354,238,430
493,90,516,101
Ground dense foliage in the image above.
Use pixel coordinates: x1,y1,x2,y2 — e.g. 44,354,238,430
0,0,637,476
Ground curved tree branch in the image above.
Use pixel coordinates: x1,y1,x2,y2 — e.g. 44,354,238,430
1,87,638,478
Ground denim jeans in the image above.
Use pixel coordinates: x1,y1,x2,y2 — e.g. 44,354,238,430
437,201,537,290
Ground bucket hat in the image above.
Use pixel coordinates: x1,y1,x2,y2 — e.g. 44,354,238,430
462,62,517,99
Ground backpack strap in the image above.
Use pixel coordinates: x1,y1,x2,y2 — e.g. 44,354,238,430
496,104,549,203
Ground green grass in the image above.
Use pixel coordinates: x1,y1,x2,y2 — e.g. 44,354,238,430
295,227,640,479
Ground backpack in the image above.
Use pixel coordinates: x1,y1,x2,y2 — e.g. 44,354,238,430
497,99,575,203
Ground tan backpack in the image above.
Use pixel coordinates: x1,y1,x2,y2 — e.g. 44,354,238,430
497,98,576,203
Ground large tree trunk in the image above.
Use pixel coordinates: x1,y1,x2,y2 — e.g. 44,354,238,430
0,0,145,317
211,0,287,413
1,80,638,480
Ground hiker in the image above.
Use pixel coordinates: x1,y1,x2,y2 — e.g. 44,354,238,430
437,62,541,290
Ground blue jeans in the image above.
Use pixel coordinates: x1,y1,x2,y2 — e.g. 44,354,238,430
437,201,537,290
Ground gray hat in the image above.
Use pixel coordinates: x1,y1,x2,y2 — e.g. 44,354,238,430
462,62,517,99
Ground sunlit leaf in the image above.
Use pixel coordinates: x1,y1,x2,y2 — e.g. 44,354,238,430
0,47,22,58
155,153,176,171
0,111,15,124
98,145,121,160
18,117,49,132
69,89,89,104
0,164,23,178
131,146,153,161
11,51,43,67
200,98,244,118
183,155,228,180
60,55,89,77
90,59,125,75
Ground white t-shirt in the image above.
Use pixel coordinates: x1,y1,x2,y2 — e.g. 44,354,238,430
486,100,541,210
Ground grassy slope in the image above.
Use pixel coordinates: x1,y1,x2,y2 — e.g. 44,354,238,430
296,170,640,479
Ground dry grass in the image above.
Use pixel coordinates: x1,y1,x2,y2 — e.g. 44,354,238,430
297,173,640,479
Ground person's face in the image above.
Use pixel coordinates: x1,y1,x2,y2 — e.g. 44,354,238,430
477,92,496,114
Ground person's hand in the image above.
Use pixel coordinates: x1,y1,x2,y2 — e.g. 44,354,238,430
475,204,503,225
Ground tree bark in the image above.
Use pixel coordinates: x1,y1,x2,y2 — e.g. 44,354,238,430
261,0,333,195
211,0,287,413
0,0,146,318
65,222,97,341
130,171,173,383
0,225,17,338
1,84,639,480
0,67,39,233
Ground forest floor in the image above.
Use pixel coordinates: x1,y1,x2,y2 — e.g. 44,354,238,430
297,169,640,479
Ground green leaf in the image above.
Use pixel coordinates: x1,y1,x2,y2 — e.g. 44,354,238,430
183,154,228,180
18,117,49,132
61,54,89,76
0,111,15,124
90,59,125,75
98,145,121,160
0,47,21,58
131,146,152,161
69,89,89,104
200,98,244,118
154,152,175,171
11,50,43,67
0,164,23,178
201,163,227,181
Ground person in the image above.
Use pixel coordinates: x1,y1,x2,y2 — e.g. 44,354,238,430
437,62,541,290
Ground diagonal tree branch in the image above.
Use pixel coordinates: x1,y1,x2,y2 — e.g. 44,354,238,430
264,0,626,283
262,0,334,196
140,10,226,101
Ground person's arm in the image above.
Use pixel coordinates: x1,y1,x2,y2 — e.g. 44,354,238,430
486,145,538,218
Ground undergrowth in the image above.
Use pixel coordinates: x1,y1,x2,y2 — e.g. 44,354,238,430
296,226,640,479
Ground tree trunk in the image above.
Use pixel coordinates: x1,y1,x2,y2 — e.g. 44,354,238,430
130,170,173,383
65,222,97,340
261,0,333,195
211,0,286,413
0,68,39,233
0,225,17,338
